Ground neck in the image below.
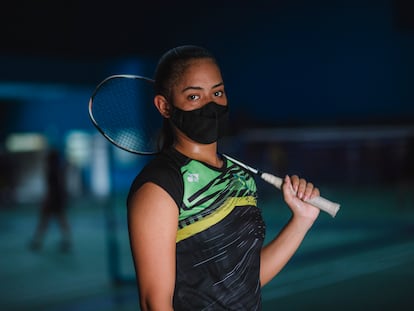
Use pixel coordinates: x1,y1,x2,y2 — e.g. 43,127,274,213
174,138,222,168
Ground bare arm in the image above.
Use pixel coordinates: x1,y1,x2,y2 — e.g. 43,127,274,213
127,182,179,311
260,175,320,286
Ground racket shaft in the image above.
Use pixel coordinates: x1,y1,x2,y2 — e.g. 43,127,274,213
260,173,340,217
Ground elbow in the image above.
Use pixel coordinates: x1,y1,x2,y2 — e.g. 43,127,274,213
139,293,174,311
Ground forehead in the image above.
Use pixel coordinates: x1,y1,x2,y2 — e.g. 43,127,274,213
177,59,223,87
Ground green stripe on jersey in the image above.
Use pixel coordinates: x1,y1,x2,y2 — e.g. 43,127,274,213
178,158,257,228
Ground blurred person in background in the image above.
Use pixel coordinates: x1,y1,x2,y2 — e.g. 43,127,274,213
29,148,71,252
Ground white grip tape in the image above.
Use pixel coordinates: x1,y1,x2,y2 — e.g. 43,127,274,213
260,173,340,217
306,196,340,218
261,173,283,189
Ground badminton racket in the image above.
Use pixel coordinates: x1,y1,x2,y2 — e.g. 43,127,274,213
88,74,340,217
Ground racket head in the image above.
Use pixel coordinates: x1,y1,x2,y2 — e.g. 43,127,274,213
88,74,162,155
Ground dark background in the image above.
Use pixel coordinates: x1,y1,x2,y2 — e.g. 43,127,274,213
2,0,414,189
2,0,414,127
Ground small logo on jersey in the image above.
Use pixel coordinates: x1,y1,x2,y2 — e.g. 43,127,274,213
187,173,199,182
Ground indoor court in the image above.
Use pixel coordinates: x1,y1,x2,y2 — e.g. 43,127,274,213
2,1,414,310
1,174,413,310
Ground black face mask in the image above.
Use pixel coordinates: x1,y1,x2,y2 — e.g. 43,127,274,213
169,101,229,144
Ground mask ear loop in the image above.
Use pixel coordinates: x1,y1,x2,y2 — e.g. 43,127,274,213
168,103,183,129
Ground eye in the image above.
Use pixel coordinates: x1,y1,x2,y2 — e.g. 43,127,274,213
214,90,224,97
188,94,200,101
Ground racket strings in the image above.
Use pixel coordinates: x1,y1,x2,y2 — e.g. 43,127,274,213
90,76,162,154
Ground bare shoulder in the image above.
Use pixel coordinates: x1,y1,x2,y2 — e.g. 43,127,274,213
129,181,178,213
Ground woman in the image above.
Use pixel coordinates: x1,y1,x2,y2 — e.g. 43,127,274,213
127,45,320,310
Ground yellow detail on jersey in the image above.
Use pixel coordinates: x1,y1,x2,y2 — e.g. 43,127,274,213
176,195,257,243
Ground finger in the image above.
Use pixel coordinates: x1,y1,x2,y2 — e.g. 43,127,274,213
290,175,300,192
302,182,314,201
297,178,307,199
310,187,320,199
282,175,295,199
282,175,292,193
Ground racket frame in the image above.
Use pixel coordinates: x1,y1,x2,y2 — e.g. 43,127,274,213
88,74,158,155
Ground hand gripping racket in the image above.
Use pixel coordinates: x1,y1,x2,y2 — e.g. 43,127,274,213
88,74,340,217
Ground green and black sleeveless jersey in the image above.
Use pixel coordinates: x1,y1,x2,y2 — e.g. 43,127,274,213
127,147,266,310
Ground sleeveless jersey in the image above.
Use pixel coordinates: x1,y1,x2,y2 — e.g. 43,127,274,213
127,148,266,310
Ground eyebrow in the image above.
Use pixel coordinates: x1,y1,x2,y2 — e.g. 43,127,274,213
181,82,224,93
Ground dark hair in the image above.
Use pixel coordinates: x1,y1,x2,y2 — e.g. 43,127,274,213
154,45,218,151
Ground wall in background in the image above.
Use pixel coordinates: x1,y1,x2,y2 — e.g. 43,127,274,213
1,0,413,127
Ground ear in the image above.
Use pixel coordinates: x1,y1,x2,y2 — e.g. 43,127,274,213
154,95,171,118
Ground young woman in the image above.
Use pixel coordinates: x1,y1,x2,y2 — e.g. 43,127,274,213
127,45,320,310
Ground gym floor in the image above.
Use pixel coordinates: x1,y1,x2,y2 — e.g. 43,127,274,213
1,184,413,311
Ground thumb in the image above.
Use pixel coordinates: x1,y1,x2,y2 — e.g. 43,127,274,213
282,175,296,202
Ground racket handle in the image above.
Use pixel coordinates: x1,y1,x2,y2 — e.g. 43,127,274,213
260,173,340,218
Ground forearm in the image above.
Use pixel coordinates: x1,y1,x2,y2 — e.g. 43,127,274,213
260,215,314,286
